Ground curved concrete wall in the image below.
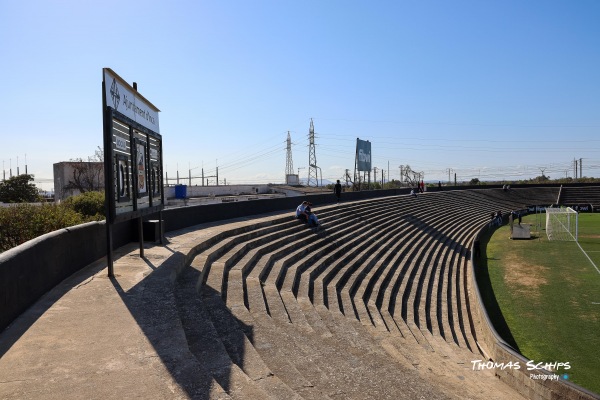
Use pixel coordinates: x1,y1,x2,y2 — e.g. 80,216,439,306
164,188,408,231
0,220,134,333
0,188,406,333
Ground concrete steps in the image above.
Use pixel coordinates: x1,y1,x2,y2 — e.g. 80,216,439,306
175,265,299,400
171,191,533,399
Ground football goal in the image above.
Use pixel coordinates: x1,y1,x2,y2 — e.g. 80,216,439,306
545,207,578,241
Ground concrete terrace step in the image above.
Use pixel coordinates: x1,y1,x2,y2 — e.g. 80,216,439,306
181,191,530,398
240,296,448,399
257,201,408,321
236,202,389,321
175,267,285,400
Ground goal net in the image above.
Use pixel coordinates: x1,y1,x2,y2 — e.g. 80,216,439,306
545,207,578,241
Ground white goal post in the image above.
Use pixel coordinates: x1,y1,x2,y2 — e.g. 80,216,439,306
545,207,578,242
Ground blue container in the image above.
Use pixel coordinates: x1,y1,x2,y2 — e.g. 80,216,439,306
174,184,187,199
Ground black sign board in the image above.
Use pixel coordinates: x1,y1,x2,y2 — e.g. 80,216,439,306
102,68,164,275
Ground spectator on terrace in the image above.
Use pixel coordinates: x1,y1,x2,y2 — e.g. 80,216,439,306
334,180,342,202
496,210,503,226
296,201,309,223
305,203,320,228
490,212,496,227
438,181,442,190
419,180,425,193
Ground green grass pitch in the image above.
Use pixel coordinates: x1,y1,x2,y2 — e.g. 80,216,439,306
477,212,600,394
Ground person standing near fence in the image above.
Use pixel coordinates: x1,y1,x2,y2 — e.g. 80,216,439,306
334,180,342,202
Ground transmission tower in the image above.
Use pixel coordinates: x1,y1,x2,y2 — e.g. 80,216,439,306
307,119,319,187
285,131,294,177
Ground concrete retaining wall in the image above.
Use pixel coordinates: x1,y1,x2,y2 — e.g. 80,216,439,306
164,184,273,199
163,188,408,232
0,220,134,333
0,188,406,333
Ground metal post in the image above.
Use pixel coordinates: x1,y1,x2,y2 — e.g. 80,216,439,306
102,81,115,277
138,217,144,258
159,210,165,244
106,223,114,277
575,212,579,242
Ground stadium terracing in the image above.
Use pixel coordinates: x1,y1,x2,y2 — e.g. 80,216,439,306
1,186,599,399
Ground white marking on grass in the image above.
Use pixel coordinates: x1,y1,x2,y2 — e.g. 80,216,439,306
576,241,600,275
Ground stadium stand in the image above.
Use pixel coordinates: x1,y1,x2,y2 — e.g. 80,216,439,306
176,188,564,398
559,186,600,211
6,186,599,399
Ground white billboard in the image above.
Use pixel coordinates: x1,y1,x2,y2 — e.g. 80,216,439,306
103,68,160,133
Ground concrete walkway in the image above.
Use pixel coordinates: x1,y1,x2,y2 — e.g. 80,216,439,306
0,215,261,400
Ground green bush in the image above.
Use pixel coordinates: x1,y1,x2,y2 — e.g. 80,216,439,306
0,193,107,253
0,203,89,252
62,191,105,219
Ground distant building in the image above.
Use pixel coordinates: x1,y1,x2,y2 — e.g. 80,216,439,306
286,174,299,185
53,162,104,201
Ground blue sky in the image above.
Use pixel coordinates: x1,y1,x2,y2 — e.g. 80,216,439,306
1,0,600,190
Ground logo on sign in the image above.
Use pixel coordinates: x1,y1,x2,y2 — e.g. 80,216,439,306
359,149,371,163
110,78,120,110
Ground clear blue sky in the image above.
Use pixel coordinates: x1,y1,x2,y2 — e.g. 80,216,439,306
1,0,600,190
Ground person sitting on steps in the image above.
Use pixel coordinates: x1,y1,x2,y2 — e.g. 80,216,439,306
295,201,309,223
305,203,320,228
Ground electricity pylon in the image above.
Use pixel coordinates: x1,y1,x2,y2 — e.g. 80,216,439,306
285,131,294,179
307,119,319,187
